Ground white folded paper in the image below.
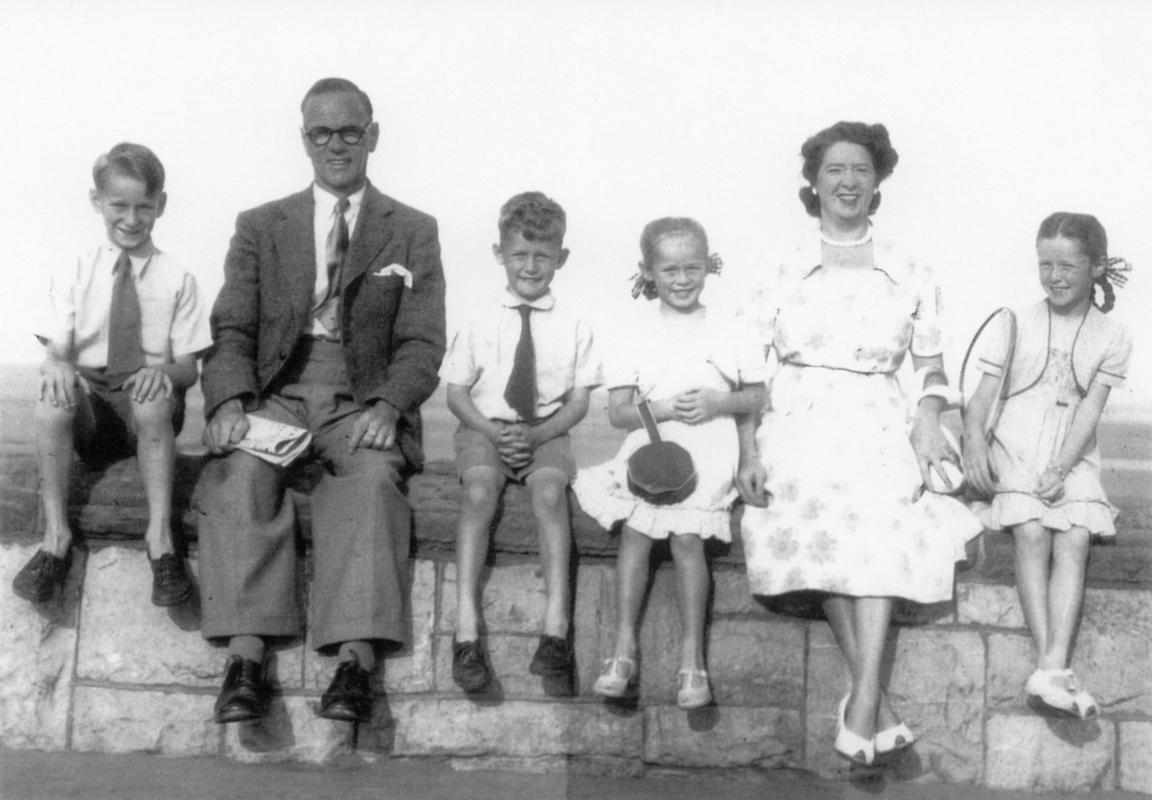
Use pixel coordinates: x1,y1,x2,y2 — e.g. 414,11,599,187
235,414,312,467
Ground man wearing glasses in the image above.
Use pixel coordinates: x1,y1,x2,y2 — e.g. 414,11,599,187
198,77,445,726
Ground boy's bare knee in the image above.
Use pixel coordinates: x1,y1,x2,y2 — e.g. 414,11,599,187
35,398,76,431
527,469,569,513
129,395,175,434
461,466,502,511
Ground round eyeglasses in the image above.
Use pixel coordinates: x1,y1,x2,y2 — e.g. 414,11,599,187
303,126,368,146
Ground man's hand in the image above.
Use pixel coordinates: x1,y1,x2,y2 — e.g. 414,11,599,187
204,399,249,455
39,359,85,409
122,366,173,403
348,400,400,453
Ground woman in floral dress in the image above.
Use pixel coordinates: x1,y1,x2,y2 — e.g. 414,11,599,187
736,122,981,766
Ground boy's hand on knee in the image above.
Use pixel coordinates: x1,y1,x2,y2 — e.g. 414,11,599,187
123,367,173,403
39,359,83,409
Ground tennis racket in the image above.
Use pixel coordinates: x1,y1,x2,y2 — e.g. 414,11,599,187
959,306,1018,443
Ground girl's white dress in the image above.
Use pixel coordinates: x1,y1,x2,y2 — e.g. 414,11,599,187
573,303,766,541
972,300,1133,537
739,232,982,603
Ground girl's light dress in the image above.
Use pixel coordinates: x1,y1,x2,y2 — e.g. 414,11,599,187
972,300,1133,537
739,232,982,603
573,303,766,541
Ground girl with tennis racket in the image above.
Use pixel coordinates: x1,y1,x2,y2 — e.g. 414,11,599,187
962,212,1133,719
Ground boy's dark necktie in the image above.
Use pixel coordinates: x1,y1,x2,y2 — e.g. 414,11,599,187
315,197,350,336
106,251,145,389
504,305,537,421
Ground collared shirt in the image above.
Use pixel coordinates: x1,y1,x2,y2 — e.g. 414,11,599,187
307,183,365,337
35,242,212,368
441,289,602,421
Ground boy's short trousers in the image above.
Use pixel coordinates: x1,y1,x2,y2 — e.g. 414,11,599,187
74,367,186,466
453,423,576,482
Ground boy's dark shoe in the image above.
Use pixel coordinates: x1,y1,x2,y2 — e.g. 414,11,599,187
150,553,194,607
12,550,69,603
214,656,267,724
452,638,492,692
319,660,373,722
529,634,572,677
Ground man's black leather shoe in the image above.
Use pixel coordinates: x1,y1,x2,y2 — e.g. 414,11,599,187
318,660,373,723
214,656,267,724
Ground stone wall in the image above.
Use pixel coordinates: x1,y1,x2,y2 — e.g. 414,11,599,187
1,374,1150,793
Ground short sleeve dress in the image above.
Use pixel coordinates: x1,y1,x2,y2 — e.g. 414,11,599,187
573,303,767,541
739,231,982,603
971,300,1133,537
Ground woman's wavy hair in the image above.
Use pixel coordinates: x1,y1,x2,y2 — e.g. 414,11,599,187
798,121,898,217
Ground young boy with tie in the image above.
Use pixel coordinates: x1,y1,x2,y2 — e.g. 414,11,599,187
442,192,600,691
13,142,211,607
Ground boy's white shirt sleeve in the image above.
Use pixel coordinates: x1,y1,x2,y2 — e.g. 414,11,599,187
439,312,481,388
168,269,214,359
571,316,603,389
34,257,79,355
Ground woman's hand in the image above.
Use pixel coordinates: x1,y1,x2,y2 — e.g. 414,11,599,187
673,387,725,425
736,461,770,507
909,404,960,489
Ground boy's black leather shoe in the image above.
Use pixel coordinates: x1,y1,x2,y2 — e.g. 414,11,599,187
12,550,68,603
150,553,194,607
214,656,267,724
452,638,492,692
319,660,373,722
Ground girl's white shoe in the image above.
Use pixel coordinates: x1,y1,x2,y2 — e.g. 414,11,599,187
834,694,875,766
1025,668,1099,720
676,669,712,709
593,657,636,698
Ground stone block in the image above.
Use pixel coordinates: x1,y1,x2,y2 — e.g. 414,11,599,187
707,618,806,708
0,453,40,546
70,686,220,755
304,559,437,695
447,754,643,778
643,705,802,768
986,713,1115,791
0,543,82,750
987,632,1034,710
1076,587,1152,715
572,563,613,696
392,699,642,759
1119,720,1152,795
439,562,551,634
76,548,218,687
956,581,1024,628
892,596,954,626
805,625,984,782
711,568,771,618
222,694,357,763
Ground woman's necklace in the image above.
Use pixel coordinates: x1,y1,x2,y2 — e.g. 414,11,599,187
819,226,872,247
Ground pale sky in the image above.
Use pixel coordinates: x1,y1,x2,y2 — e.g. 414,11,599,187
2,0,1149,415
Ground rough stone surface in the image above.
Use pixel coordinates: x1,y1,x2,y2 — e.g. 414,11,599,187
1119,720,1152,795
392,699,643,759
439,562,550,634
221,694,358,764
0,451,40,546
0,543,82,750
711,569,772,618
956,581,1024,628
706,618,805,709
643,705,802,768
1076,587,1152,715
76,548,221,687
986,632,1035,711
304,559,437,695
70,686,220,756
985,713,1115,791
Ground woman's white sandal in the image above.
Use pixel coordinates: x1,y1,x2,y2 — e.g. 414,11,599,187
676,669,712,709
834,694,875,766
1025,668,1099,719
874,721,916,755
593,657,636,698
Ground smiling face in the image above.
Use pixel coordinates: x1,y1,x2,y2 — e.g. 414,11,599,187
301,90,378,197
641,232,708,313
814,141,878,227
89,172,166,255
495,231,568,302
1037,235,1103,315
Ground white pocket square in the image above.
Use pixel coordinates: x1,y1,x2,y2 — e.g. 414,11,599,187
372,263,413,288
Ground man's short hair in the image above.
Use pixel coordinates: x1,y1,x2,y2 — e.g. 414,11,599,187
300,77,373,119
498,191,566,243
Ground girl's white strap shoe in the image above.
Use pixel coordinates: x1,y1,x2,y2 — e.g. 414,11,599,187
1025,668,1099,720
834,694,875,766
676,669,712,709
593,657,636,698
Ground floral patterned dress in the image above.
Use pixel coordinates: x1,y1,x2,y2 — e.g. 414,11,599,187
739,232,982,603
574,303,766,542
